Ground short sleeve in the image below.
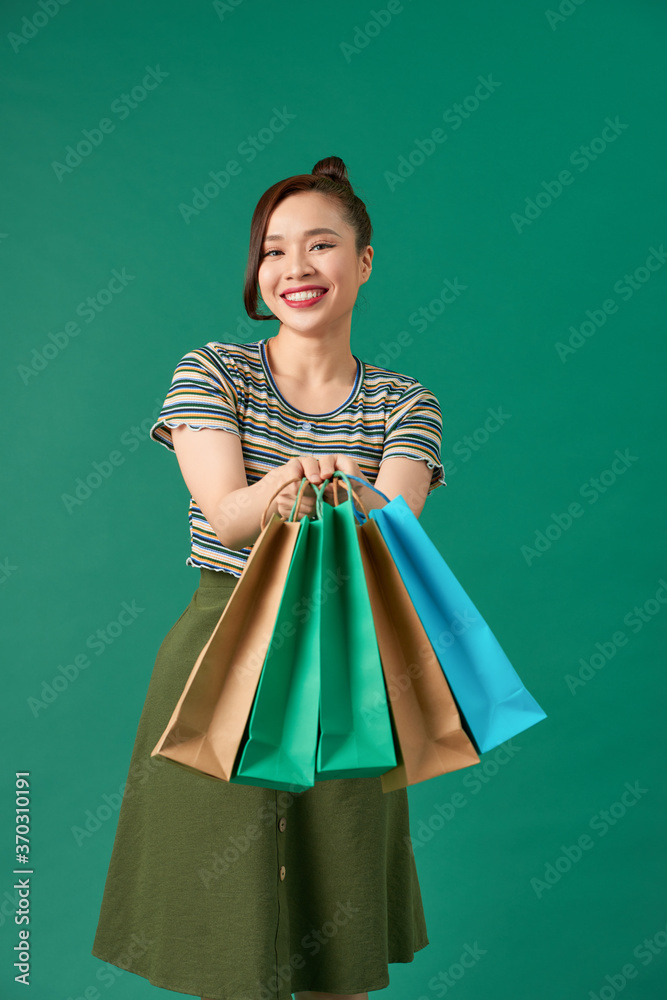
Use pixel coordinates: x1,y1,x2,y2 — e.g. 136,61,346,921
379,383,446,495
149,345,240,452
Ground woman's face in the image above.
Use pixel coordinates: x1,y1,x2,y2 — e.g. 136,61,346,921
257,190,372,334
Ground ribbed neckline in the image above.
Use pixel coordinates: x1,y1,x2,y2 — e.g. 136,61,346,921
259,338,364,418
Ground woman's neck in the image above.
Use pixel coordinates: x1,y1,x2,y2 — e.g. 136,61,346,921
265,330,357,389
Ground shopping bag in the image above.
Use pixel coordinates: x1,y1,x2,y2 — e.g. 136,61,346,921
151,475,313,781
314,476,397,780
357,508,481,792
343,474,547,754
230,492,325,792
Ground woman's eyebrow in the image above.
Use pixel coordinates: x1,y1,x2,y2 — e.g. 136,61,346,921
263,227,342,242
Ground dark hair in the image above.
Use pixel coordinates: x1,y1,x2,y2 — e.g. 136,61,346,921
243,155,373,321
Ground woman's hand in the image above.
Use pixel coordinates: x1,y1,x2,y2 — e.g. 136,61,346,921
316,454,367,506
269,454,369,521
267,457,322,521
269,453,387,523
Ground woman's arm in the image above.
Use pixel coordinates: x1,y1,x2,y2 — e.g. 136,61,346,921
321,454,434,519
373,456,434,518
171,425,287,551
171,427,434,553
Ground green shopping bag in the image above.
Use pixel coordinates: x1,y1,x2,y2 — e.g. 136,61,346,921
315,471,397,780
230,478,325,792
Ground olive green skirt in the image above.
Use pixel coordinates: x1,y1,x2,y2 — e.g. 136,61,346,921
91,567,429,1000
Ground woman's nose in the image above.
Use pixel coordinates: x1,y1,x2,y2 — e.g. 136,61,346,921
283,253,314,279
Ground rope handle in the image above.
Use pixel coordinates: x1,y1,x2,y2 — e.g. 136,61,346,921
315,470,390,523
330,474,367,517
259,470,391,532
259,475,323,532
327,471,391,525
339,473,391,504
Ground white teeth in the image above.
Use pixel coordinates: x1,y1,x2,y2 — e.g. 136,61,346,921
283,289,326,301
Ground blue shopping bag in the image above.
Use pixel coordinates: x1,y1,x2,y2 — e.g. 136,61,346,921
341,473,547,753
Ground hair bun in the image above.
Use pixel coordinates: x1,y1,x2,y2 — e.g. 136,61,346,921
311,155,352,187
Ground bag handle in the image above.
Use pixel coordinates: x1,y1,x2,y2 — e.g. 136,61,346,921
318,469,390,524
328,472,367,517
259,470,391,532
259,475,323,532
338,473,391,504
315,470,389,523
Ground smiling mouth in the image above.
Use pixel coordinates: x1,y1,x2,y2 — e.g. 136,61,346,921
281,289,328,306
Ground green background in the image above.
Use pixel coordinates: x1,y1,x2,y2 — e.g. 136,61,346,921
2,0,666,997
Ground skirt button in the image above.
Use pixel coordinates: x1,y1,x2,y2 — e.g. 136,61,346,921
279,865,286,881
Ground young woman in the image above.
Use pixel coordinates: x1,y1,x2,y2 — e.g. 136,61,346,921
91,155,447,1000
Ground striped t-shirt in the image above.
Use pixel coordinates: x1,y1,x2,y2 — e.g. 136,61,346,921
149,338,446,577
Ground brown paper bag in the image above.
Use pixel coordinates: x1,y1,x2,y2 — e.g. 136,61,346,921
359,517,481,793
151,476,312,781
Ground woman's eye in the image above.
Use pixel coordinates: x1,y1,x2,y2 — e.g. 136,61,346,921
261,242,335,258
